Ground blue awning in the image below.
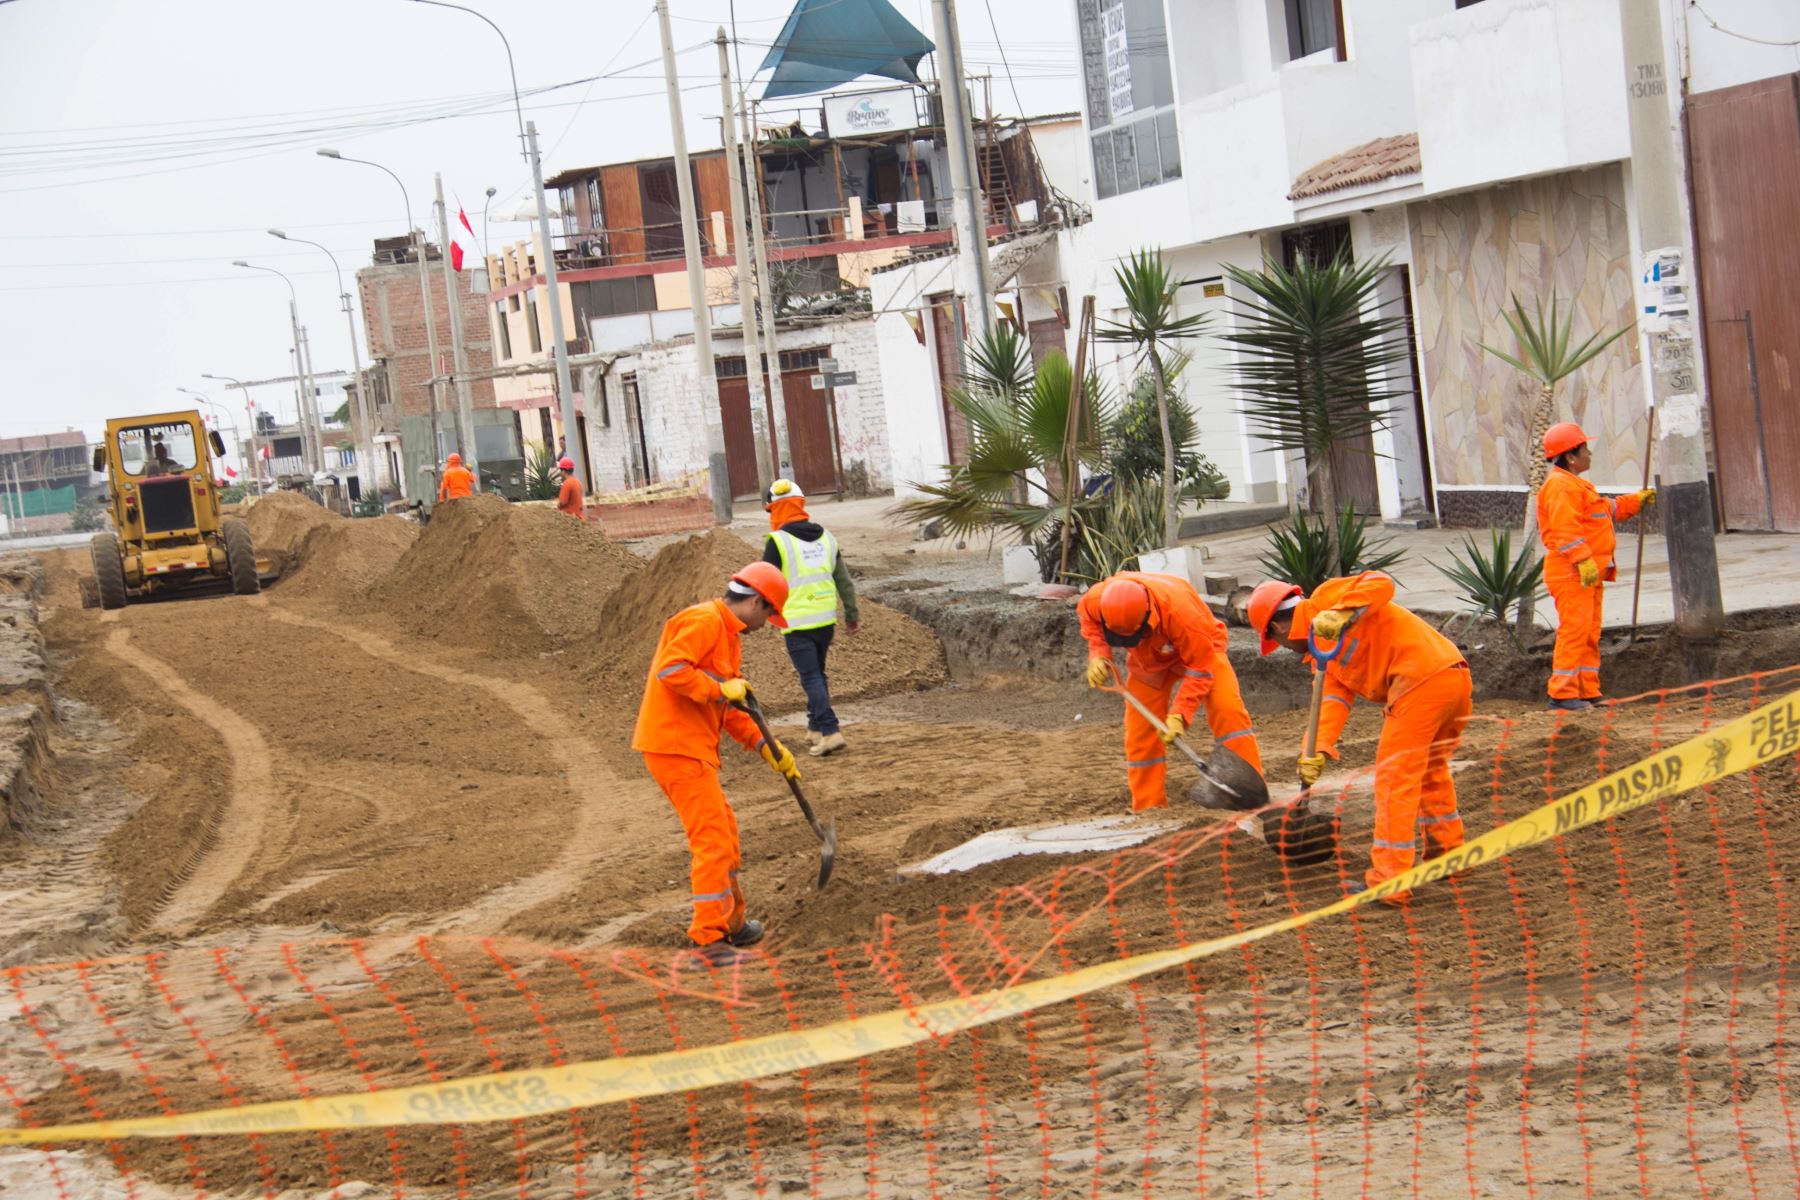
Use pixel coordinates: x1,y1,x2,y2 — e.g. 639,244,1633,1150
757,0,935,100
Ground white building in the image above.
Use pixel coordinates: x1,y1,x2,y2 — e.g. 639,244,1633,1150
875,0,1800,531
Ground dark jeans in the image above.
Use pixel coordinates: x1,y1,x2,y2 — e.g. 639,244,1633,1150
783,624,839,735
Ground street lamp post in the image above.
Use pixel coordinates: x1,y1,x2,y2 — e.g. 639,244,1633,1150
176,388,244,488
200,372,264,492
318,148,445,502
405,0,583,488
232,260,320,472
270,228,382,499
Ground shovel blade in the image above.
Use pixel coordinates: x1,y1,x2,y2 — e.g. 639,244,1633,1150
816,820,838,890
1186,744,1271,812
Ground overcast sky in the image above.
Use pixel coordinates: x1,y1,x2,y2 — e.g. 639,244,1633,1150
0,0,1078,468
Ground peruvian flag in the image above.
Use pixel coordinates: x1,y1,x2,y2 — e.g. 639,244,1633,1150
224,466,238,478
259,445,270,460
451,207,477,272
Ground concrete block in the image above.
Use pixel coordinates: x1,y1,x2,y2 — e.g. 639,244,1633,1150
1002,545,1041,584
1202,572,1238,597
1138,545,1206,591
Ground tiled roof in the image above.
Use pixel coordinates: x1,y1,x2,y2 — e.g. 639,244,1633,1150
1288,133,1421,200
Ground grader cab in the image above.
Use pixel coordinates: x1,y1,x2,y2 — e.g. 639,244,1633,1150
87,410,262,608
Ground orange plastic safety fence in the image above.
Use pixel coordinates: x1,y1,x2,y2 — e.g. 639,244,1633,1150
3,668,1800,1198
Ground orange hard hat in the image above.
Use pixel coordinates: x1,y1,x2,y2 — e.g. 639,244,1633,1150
1098,577,1154,648
729,560,789,628
1247,580,1304,655
1543,422,1589,460
446,452,462,467
557,456,575,471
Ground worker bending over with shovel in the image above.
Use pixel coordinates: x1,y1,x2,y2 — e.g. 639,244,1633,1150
1248,571,1470,905
760,479,861,757
1079,571,1265,812
1537,422,1655,710
633,561,802,961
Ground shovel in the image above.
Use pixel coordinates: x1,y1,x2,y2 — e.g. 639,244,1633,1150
1268,624,1357,866
734,690,837,890
1102,661,1269,811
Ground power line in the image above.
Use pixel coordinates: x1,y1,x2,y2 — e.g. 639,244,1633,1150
1690,1,1800,47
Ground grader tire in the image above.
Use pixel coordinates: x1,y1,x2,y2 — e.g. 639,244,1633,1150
224,519,260,595
90,532,128,610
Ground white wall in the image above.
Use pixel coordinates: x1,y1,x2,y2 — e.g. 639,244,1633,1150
872,254,956,496
1681,0,1800,95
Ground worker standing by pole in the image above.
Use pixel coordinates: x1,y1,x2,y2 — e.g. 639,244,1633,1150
1247,572,1471,906
633,562,800,961
759,479,861,757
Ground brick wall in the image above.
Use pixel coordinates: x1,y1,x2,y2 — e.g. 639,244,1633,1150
355,245,498,421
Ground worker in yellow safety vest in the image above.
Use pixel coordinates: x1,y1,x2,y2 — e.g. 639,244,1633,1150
759,479,861,757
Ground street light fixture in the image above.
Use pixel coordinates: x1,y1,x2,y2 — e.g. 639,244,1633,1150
270,228,382,497
404,0,583,488
233,259,322,472
201,373,264,492
176,387,244,486
318,147,444,489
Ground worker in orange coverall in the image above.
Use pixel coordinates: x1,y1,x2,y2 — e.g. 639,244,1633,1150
632,561,801,960
436,452,475,502
1537,422,1655,711
555,456,584,518
1247,571,1470,904
1078,572,1264,812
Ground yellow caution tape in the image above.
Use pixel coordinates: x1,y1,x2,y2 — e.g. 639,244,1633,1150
5,687,1795,1145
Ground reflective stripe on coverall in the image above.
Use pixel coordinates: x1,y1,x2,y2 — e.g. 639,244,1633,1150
1289,572,1471,889
1078,572,1264,812
1537,467,1644,701
632,598,765,945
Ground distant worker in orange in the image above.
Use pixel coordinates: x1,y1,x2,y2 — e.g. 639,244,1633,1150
555,456,584,518
632,561,801,960
1079,571,1264,812
437,452,475,502
1537,422,1655,710
1248,571,1471,904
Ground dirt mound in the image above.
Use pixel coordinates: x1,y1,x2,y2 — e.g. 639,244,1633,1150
357,494,643,656
279,517,415,599
582,528,945,713
242,491,338,562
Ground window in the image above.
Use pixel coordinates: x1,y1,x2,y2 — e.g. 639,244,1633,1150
117,423,200,476
559,185,579,236
1077,0,1179,199
525,291,543,354
586,178,604,231
1284,0,1341,61
474,422,522,463
493,301,513,360
574,275,658,322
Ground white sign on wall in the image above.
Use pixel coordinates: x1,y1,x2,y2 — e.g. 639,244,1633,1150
1104,3,1133,120
824,88,920,136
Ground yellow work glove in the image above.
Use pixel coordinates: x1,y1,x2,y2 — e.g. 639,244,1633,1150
1159,713,1188,746
1634,487,1657,507
1578,559,1601,588
719,678,750,704
760,740,801,781
1310,608,1354,640
1085,657,1112,689
1297,753,1329,787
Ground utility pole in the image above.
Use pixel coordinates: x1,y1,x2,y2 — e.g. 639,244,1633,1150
1619,0,1723,640
658,0,732,524
435,172,478,481
527,121,584,487
739,94,791,480
929,0,993,354
283,305,317,472
717,30,774,489
298,325,323,472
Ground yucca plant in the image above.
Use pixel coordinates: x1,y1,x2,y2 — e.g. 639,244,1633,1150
1433,528,1545,647
1096,249,1208,547
522,443,563,501
1259,503,1405,594
891,326,1113,573
1059,473,1170,583
1225,250,1409,574
1479,292,1631,630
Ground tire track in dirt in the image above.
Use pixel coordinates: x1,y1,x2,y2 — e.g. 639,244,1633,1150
101,624,286,935
260,600,655,935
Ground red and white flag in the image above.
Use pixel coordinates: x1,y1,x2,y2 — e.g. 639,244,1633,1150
224,466,238,479
451,207,477,272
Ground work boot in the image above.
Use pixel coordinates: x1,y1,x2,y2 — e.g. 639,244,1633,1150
1347,877,1409,908
1546,697,1593,712
804,730,823,749
724,918,765,948
693,940,740,966
809,732,847,757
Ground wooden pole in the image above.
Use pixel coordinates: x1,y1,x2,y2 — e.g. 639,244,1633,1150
1055,296,1096,581
830,141,848,239
1628,405,1657,641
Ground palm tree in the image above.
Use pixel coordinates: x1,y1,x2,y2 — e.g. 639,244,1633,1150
891,325,1111,562
1480,293,1631,631
1224,249,1408,574
1096,249,1207,547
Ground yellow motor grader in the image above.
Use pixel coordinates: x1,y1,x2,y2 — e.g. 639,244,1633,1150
87,410,264,608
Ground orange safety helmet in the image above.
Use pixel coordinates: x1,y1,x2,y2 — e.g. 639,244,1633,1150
446,452,463,467
1543,422,1589,461
557,456,575,471
1247,580,1304,656
1098,577,1154,648
729,560,789,628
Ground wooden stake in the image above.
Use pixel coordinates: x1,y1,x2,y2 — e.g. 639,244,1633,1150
1055,296,1096,581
